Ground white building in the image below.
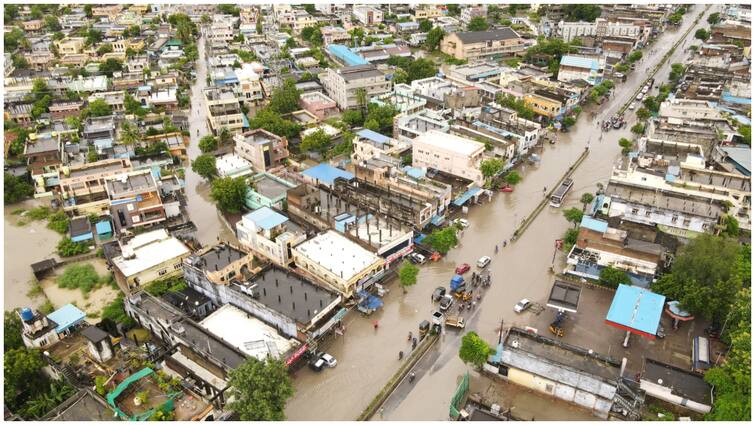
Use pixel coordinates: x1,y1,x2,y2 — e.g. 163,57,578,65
236,207,307,266
235,63,264,105
658,99,726,123
292,231,386,297
413,130,485,186
353,6,383,25
215,153,254,178
320,64,392,110
558,18,643,43
111,229,191,292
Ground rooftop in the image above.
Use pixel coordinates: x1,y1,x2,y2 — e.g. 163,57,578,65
642,358,712,405
301,163,355,186
546,280,582,313
112,230,190,277
605,284,665,338
106,172,157,197
294,231,383,282
414,130,485,156
199,304,298,360
246,266,340,324
197,244,248,272
454,27,520,44
243,206,288,230
254,173,294,199
560,55,602,70
47,303,86,334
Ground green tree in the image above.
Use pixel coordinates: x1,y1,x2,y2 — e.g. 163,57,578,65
248,108,302,139
467,16,489,31
459,331,492,368
694,28,710,41
199,135,218,153
580,193,594,212
618,137,633,155
300,129,331,155
446,5,460,16
227,357,294,421
256,20,263,34
425,27,445,51
737,125,751,145
562,228,579,252
599,266,630,288
57,238,90,257
341,109,364,127
4,173,34,204
627,50,643,63
636,108,651,121
96,43,113,56
631,123,645,135
398,260,419,293
504,171,522,186
268,79,302,114
85,28,103,46
4,347,48,410
564,4,602,22
119,122,140,145
480,158,504,181
85,98,113,118
707,13,721,25
98,58,123,77
4,28,28,52
191,154,217,180
101,296,134,326
4,311,23,351
44,16,61,31
562,207,583,227
210,177,248,213
651,234,745,322
419,19,433,32
425,227,458,254
720,215,740,237
669,63,685,84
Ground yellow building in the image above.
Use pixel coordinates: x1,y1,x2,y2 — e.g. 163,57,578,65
441,28,528,61
524,90,567,119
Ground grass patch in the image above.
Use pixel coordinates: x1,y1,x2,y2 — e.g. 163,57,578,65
47,211,70,234
57,237,90,257
16,220,28,226
144,277,187,297
101,296,135,326
57,264,111,294
39,300,55,314
27,282,44,298
11,208,26,215
27,206,51,220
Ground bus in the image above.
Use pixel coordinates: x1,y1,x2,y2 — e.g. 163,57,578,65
549,178,574,208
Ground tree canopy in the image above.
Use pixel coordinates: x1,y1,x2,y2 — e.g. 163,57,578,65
562,207,583,227
199,135,218,153
210,177,248,214
425,27,445,51
386,56,438,84
300,129,331,155
651,235,748,322
268,79,302,114
563,4,602,22
480,158,504,180
398,260,419,292
599,266,630,288
694,28,710,41
425,227,458,254
459,331,492,368
504,170,522,186
227,357,294,420
4,312,23,352
4,173,34,204
467,16,489,31
248,108,302,140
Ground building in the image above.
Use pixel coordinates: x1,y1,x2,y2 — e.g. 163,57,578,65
236,207,307,266
320,64,391,110
639,358,712,415
394,109,450,142
486,327,622,419
440,28,529,61
18,307,60,348
24,134,64,197
233,128,290,173
111,229,191,292
413,6,442,21
243,172,297,211
351,129,411,164
413,130,485,186
204,86,245,135
292,231,386,297
558,55,605,86
299,91,339,120
353,6,383,25
106,170,166,233
460,5,488,25
558,18,643,44
215,154,254,179
59,158,132,215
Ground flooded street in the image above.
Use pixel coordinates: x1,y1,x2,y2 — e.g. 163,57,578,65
186,34,236,246
287,5,712,420
3,200,60,310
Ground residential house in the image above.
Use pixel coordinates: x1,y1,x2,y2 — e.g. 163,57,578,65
320,64,391,110
236,207,307,266
106,170,167,234
558,55,605,86
59,158,132,215
204,86,245,135
233,128,290,173
413,130,486,186
440,28,530,61
111,229,191,292
353,6,383,25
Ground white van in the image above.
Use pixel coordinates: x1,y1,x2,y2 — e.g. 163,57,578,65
477,256,491,268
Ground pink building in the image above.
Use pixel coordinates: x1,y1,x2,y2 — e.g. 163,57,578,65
299,92,339,120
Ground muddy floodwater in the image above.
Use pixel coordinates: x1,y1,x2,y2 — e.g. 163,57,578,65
287,4,713,420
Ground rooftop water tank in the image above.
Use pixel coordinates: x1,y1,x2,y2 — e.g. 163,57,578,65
20,308,34,322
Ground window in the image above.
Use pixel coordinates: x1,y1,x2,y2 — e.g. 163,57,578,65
671,215,678,224
645,210,651,217
158,269,167,276
174,263,182,270
631,208,639,215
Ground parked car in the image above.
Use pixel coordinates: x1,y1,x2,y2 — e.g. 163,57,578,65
453,218,470,228
432,286,446,302
514,299,531,313
431,310,444,326
635,93,643,101
455,263,471,274
439,294,454,311
477,256,491,268
309,356,326,371
628,102,636,110
409,252,426,264
320,353,337,368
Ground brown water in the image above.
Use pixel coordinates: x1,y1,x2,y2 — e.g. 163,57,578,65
286,5,713,420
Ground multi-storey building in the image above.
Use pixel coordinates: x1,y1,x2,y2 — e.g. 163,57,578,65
204,87,245,135
233,129,290,173
320,64,391,109
441,28,530,61
413,130,485,186
353,6,383,25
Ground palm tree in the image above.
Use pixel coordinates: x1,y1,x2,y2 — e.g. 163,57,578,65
355,88,367,116
580,193,595,212
120,122,140,145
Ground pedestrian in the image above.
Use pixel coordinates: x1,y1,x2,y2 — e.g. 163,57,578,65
380,407,385,419
399,351,403,360
409,372,416,383
373,320,379,331
412,337,417,350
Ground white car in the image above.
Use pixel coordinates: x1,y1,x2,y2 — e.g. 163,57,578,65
628,102,636,110
454,218,470,228
320,353,337,368
477,256,491,268
514,299,531,313
635,93,643,101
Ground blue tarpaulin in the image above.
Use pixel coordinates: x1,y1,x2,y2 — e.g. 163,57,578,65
453,187,482,207
430,214,445,226
414,233,427,244
450,275,465,291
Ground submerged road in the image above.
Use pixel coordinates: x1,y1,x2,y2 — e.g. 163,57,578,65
286,5,716,421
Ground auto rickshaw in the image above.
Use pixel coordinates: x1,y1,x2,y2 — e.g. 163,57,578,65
548,311,566,337
430,252,442,262
419,320,430,338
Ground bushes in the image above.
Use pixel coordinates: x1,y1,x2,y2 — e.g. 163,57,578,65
47,211,70,234
144,277,187,297
57,264,111,294
56,238,90,257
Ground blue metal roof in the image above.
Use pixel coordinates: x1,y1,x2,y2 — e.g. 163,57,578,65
453,186,482,207
560,55,599,70
580,216,608,233
606,284,665,337
357,129,391,145
47,304,86,334
403,166,426,180
243,206,288,230
301,163,354,185
327,44,369,66
96,220,112,235
722,91,751,105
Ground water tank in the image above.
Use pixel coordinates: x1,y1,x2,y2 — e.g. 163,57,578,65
20,308,34,321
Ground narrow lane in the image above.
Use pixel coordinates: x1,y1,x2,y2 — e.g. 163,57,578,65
186,34,236,246
285,4,715,420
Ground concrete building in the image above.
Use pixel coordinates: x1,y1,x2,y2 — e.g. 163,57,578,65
558,55,605,86
353,6,383,25
440,28,529,61
394,109,451,142
351,129,411,164
299,91,339,120
413,130,486,186
243,172,297,211
59,158,132,215
413,6,442,21
233,128,290,173
111,229,191,292
292,231,386,297
320,64,391,110
460,5,488,26
215,154,254,179
558,18,643,44
106,170,166,234
204,87,245,135
236,207,307,266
